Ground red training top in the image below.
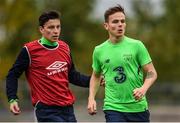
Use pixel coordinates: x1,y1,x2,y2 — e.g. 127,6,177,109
24,40,75,106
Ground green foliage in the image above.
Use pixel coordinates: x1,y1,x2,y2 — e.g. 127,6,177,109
130,0,180,81
0,0,39,55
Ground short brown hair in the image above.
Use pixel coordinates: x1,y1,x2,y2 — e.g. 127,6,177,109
104,4,125,22
39,10,61,27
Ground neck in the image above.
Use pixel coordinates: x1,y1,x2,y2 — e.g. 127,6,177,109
40,37,58,46
109,35,124,44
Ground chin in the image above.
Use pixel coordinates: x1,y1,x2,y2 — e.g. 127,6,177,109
52,39,58,42
116,34,123,37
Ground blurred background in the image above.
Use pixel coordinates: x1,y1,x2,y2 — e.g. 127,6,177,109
0,0,180,122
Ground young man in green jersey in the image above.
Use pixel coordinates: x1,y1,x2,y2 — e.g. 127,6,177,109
87,4,157,122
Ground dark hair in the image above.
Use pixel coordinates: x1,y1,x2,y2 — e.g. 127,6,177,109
39,10,60,27
104,4,125,22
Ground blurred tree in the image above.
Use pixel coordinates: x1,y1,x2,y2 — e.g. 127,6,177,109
130,0,180,82
157,0,180,81
0,0,39,56
0,0,40,108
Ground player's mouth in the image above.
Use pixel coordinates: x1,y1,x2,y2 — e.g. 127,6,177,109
52,35,59,38
52,36,59,39
117,29,123,32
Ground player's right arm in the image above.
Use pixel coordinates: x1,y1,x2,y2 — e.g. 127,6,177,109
6,47,29,115
87,71,101,115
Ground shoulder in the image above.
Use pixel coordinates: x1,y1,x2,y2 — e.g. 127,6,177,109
125,37,149,54
94,40,108,52
124,36,145,47
58,40,71,52
24,40,39,47
58,40,69,47
124,36,141,44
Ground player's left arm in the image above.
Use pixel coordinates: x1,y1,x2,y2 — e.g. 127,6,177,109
133,62,157,100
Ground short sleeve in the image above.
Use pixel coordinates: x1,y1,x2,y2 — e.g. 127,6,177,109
137,41,152,66
92,47,101,74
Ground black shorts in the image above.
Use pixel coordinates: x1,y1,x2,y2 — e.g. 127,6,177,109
35,102,77,122
104,110,150,122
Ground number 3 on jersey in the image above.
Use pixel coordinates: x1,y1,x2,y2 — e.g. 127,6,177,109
113,66,126,83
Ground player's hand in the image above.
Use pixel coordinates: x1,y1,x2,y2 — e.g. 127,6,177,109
10,101,21,115
87,98,97,115
133,87,146,101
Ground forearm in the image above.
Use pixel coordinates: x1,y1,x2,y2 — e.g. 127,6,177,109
6,47,29,101
142,77,156,93
142,63,157,92
6,75,19,101
69,55,90,87
88,71,101,100
133,64,157,100
69,70,90,87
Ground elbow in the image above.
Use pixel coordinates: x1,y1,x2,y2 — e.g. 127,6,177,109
154,70,158,81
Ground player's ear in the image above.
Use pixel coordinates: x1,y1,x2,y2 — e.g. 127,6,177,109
39,26,44,33
104,22,108,30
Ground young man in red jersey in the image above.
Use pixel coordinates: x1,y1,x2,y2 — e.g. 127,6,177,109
6,10,91,122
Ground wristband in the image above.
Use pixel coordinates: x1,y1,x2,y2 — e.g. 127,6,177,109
9,99,18,104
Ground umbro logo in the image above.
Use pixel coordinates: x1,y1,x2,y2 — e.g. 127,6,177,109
46,61,67,70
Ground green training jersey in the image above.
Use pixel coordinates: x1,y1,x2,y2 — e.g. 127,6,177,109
92,36,152,112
